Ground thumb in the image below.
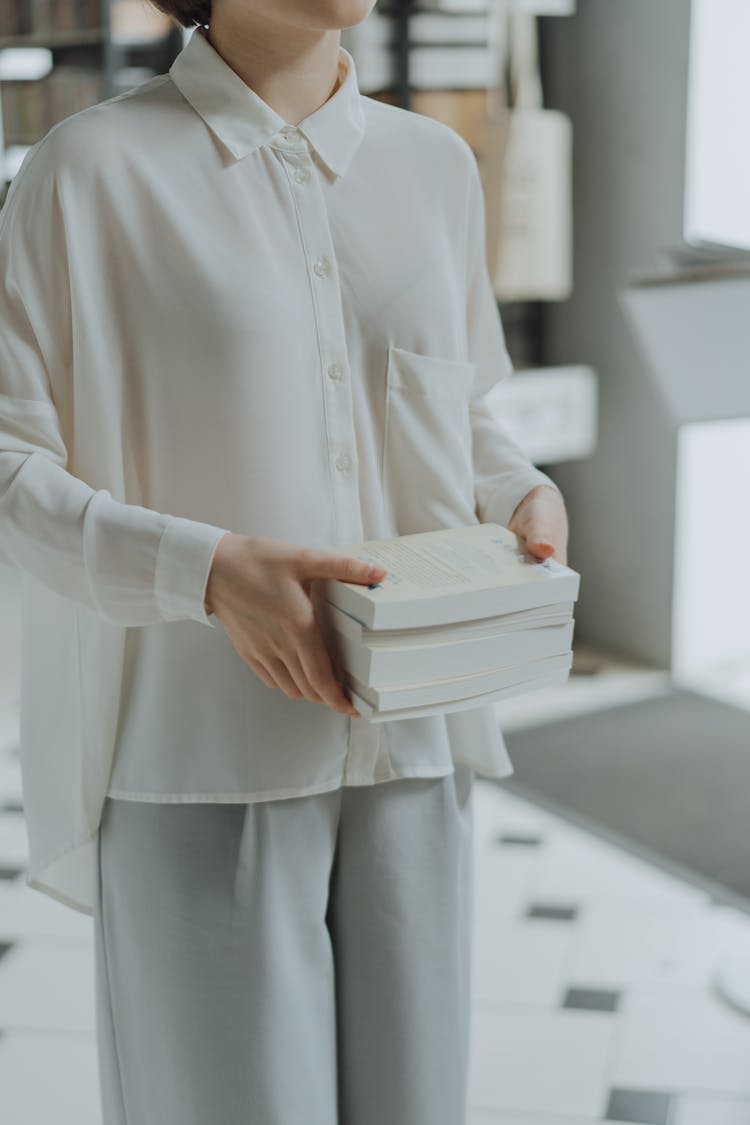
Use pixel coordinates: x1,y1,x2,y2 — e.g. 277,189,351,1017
303,550,387,586
522,530,556,560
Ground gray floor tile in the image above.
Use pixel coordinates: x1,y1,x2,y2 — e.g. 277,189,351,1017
563,986,621,1013
606,1087,674,1124
495,833,544,847
527,903,579,922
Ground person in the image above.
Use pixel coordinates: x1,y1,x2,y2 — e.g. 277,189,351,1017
0,0,569,1121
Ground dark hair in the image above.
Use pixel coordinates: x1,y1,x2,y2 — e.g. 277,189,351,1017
148,0,211,29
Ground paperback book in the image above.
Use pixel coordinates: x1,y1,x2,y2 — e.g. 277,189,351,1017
317,522,580,721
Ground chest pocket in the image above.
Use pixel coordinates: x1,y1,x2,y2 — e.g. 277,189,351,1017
382,344,480,537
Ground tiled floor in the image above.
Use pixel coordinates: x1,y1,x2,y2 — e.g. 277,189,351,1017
1,607,750,1123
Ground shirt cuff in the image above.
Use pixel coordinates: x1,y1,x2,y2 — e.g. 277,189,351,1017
154,516,231,627
479,468,562,529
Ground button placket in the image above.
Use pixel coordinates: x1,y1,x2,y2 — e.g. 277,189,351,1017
276,135,374,764
281,146,363,549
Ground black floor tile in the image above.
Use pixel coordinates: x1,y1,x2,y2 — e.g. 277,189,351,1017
563,986,620,1012
526,903,579,922
0,865,24,880
605,1087,674,1124
495,832,543,847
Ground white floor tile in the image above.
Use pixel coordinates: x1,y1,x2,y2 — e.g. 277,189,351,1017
525,827,709,911
479,781,592,844
613,982,750,1097
472,910,575,1008
567,902,750,992
474,780,549,844
0,1030,100,1125
473,847,542,921
675,1094,750,1124
468,1008,614,1118
0,940,96,1034
0,881,94,942
0,813,29,868
0,759,23,804
0,710,19,759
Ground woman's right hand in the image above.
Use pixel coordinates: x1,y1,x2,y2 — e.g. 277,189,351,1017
203,533,387,718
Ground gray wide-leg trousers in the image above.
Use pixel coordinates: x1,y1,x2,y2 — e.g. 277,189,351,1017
92,764,475,1125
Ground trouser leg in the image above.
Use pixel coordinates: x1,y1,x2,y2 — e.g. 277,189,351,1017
92,791,342,1125
93,819,127,1125
328,764,475,1125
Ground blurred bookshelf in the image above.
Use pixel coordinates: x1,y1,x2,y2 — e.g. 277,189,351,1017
0,0,182,204
342,0,579,371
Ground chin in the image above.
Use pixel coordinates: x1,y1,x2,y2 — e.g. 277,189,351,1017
292,0,378,30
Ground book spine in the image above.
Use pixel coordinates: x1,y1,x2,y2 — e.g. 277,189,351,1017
335,619,574,687
349,665,573,724
346,652,573,709
324,571,579,631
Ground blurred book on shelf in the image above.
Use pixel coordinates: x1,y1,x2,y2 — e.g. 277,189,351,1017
373,87,489,152
1,65,104,144
0,0,101,37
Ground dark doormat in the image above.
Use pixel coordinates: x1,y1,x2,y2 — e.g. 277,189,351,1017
502,688,750,908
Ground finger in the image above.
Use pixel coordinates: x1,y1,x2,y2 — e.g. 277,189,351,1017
283,648,326,705
525,536,557,560
516,514,559,556
245,655,279,690
297,628,360,717
298,549,387,586
264,655,305,700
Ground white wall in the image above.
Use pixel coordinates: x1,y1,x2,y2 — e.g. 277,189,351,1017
684,0,750,251
672,418,750,677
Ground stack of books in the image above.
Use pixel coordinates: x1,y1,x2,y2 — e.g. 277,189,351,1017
317,522,580,721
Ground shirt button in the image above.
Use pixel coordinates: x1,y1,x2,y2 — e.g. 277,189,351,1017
327,362,343,382
313,257,331,278
335,452,352,473
279,125,297,138
294,167,310,184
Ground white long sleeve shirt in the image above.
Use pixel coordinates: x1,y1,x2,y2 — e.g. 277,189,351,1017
0,25,558,915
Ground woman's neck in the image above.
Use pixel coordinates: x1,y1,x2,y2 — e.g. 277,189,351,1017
205,5,342,127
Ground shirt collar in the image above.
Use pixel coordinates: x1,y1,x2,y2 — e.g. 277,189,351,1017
169,26,366,178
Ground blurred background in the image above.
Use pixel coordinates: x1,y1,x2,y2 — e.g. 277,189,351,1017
1,1,750,1122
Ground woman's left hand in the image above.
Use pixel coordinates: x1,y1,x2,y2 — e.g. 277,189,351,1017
507,484,569,567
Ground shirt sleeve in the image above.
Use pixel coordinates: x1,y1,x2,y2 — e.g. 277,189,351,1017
463,141,562,528
0,141,230,628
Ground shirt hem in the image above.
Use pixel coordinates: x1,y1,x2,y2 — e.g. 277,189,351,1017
105,759,510,803
25,871,95,917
